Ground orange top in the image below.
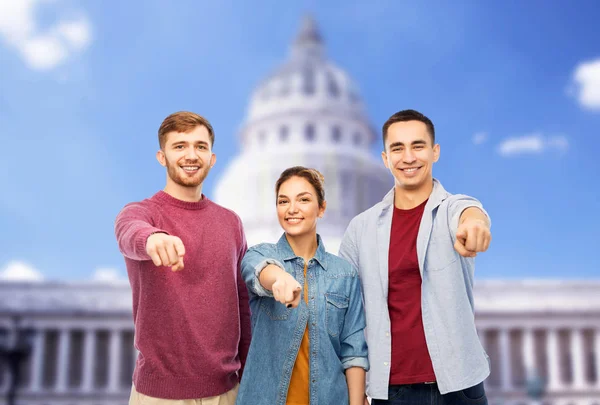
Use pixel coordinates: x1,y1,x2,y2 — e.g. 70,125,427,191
286,263,310,405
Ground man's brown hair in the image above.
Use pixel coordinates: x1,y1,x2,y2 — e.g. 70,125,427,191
158,111,215,149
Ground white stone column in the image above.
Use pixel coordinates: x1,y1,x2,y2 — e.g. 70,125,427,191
477,329,488,389
55,328,71,392
478,329,487,352
570,329,586,389
81,328,97,392
28,329,45,392
108,329,123,392
546,328,561,391
499,329,513,391
522,328,536,382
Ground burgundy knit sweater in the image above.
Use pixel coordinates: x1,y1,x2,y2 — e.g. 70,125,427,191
115,191,251,399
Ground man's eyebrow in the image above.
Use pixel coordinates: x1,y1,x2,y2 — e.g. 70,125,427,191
389,140,427,148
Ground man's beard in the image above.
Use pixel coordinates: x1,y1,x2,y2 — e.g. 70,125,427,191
166,158,211,187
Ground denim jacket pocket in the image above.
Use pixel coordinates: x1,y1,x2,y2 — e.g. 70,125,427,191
260,298,291,320
325,293,349,337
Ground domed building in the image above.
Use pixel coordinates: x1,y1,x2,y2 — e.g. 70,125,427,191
214,16,391,251
0,15,599,405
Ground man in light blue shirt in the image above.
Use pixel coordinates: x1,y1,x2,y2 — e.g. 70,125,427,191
339,109,492,405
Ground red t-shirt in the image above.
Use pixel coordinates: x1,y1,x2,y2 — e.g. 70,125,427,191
388,199,436,385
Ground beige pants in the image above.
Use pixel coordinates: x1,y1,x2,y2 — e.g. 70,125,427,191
129,384,239,405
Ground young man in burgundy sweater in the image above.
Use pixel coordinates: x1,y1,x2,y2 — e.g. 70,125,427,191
115,111,251,405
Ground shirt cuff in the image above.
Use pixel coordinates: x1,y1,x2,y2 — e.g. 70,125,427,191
341,356,370,372
252,259,285,297
451,204,490,237
135,228,169,259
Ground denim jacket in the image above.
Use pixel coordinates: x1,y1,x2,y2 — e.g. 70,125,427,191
235,234,369,405
339,179,491,398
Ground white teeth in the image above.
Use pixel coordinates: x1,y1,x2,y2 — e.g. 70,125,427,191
287,218,302,223
182,167,199,171
403,168,418,172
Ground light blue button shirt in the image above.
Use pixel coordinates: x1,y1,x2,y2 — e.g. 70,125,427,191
339,179,490,398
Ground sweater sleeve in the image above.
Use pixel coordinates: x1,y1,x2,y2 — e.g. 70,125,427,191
236,221,252,378
114,202,168,261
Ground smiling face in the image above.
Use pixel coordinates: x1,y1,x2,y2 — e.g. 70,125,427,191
382,120,440,192
276,176,326,239
157,125,216,189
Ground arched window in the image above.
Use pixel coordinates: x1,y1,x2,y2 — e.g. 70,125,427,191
331,126,342,143
280,126,289,142
305,124,315,142
326,72,339,98
302,67,315,95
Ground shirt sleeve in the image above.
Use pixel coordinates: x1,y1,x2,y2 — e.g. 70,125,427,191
114,202,168,261
338,217,360,270
236,222,252,378
339,269,369,371
240,246,285,298
447,195,491,240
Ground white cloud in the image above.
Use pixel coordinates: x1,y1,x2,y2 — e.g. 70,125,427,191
0,260,44,282
497,133,569,157
54,17,91,50
92,267,128,284
572,58,600,110
20,34,67,70
473,132,488,145
0,0,92,71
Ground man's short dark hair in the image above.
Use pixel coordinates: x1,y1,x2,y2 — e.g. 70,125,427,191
382,109,435,148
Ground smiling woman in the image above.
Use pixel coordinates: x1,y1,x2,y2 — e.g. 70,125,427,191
235,166,369,405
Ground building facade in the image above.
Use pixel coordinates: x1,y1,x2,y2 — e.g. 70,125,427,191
214,16,390,251
1,15,598,405
1,281,599,405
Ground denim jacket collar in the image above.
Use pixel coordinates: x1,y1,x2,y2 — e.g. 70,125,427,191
276,233,328,270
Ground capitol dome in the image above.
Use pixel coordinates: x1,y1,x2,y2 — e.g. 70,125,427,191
215,15,391,251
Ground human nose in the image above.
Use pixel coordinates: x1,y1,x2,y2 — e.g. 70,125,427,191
185,146,199,160
288,201,299,214
402,148,416,164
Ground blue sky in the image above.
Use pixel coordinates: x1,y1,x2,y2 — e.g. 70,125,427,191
0,0,599,282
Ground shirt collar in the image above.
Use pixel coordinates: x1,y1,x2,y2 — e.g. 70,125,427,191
276,233,328,270
381,178,450,214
